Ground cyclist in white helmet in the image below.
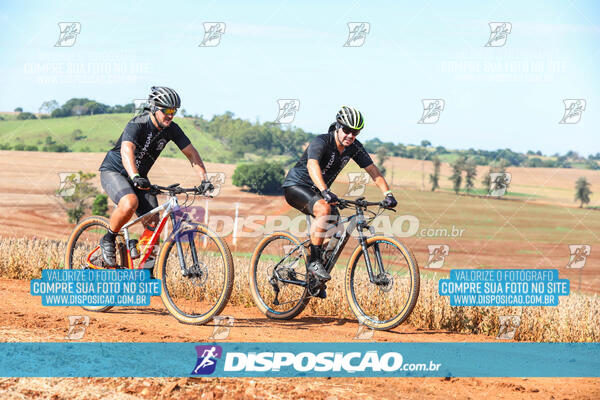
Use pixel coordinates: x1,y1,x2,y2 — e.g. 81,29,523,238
98,86,214,266
282,106,397,296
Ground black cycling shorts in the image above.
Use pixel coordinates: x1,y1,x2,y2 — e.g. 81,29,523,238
100,170,158,217
284,185,322,216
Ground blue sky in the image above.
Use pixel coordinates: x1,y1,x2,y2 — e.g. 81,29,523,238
0,1,599,155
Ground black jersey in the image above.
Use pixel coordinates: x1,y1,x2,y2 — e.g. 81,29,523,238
99,112,191,177
283,132,373,189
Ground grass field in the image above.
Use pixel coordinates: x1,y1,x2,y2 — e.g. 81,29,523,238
0,113,230,162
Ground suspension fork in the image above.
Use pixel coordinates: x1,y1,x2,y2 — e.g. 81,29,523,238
359,233,377,283
356,206,374,282
188,230,200,266
356,208,385,283
170,213,188,275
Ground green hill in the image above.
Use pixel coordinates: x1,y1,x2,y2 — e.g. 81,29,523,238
0,113,230,162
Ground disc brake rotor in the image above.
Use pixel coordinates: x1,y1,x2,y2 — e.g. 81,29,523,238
377,272,394,293
187,262,208,286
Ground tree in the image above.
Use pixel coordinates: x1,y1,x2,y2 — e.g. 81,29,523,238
39,100,59,114
482,159,508,189
56,171,100,223
232,162,284,194
421,139,431,147
574,177,592,208
92,194,109,217
449,156,465,194
464,158,477,193
376,146,389,176
14,107,23,112
72,105,89,117
429,156,441,192
16,112,37,120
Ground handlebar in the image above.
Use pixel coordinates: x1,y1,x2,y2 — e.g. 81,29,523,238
149,183,212,197
337,197,395,211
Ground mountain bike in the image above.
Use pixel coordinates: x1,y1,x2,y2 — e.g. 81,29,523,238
249,197,420,330
64,184,234,325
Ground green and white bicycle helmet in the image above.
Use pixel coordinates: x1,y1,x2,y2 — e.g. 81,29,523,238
336,106,365,131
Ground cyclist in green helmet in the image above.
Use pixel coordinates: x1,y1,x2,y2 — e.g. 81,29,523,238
282,106,397,297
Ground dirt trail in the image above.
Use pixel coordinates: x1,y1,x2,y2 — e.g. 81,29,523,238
1,278,599,399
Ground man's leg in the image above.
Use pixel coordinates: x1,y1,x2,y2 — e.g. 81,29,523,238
99,171,139,266
283,186,332,283
100,194,138,266
109,194,139,233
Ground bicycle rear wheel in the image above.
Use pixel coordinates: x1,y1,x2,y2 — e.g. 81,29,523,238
155,224,233,325
64,216,127,312
249,231,310,320
345,236,420,330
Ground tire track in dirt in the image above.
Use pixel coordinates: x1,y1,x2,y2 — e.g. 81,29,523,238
1,278,600,399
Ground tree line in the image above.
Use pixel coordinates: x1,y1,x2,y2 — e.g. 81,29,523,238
10,99,135,120
363,138,599,170
426,156,593,208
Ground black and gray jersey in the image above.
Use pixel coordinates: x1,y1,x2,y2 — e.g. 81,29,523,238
283,132,373,189
99,112,191,177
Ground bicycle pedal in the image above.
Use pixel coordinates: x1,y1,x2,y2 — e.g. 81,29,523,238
308,278,325,297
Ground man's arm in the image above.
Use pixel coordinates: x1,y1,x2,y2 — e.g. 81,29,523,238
181,144,208,181
121,141,139,178
364,164,391,194
307,159,328,192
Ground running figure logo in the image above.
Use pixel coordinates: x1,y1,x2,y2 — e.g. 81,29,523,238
207,172,226,196
209,316,234,340
275,99,300,124
57,172,80,197
488,172,511,196
344,23,370,47
559,99,586,124
566,245,590,269
345,172,370,196
354,317,375,340
485,22,512,47
192,345,223,375
199,23,226,47
424,245,449,269
55,22,81,47
65,315,89,340
497,315,520,340
418,99,445,124
133,99,148,115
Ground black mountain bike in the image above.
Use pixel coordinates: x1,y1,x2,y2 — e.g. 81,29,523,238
249,197,420,330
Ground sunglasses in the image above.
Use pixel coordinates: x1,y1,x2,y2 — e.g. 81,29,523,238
341,126,360,136
159,107,177,116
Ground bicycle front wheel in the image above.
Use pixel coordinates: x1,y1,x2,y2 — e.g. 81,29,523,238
64,216,127,312
155,224,233,325
249,231,310,320
345,236,420,330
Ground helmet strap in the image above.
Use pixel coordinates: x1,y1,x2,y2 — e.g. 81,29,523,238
151,108,166,130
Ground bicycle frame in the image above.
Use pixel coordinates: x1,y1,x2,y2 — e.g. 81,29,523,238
322,204,385,283
275,201,387,289
118,195,177,269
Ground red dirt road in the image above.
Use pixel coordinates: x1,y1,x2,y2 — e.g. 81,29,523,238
1,278,599,399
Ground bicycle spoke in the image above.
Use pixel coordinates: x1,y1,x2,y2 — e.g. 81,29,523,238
349,239,417,326
161,228,229,320
251,234,309,317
